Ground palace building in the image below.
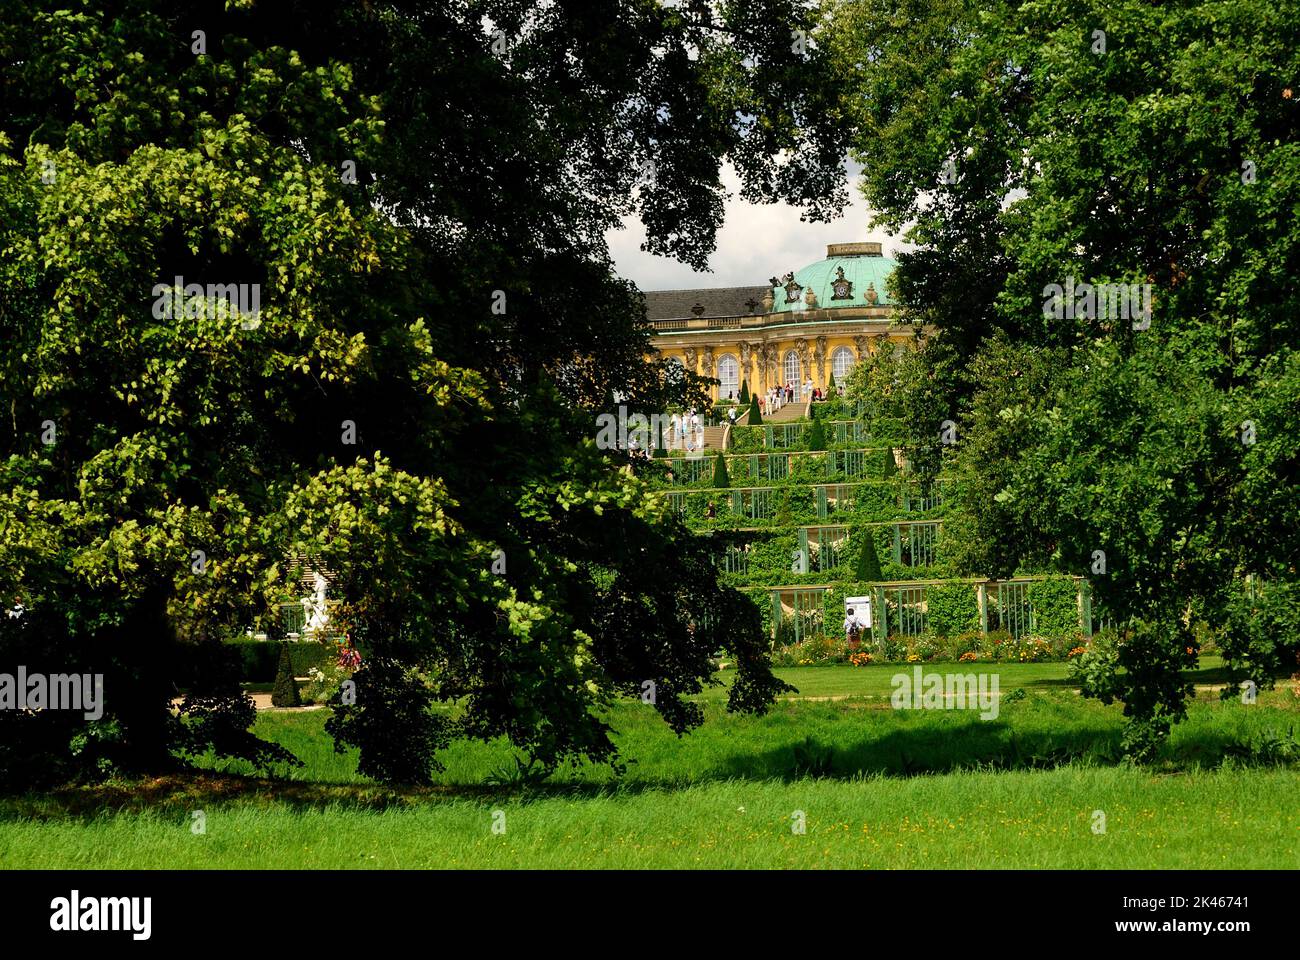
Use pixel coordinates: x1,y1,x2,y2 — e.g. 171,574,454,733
644,241,921,403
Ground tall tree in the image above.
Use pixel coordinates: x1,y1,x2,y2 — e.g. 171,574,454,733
0,0,850,783
830,0,1300,756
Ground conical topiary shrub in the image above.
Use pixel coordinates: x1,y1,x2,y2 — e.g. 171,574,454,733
881,446,898,477
712,451,731,488
747,394,762,425
806,417,827,451
827,370,837,394
739,379,750,405
855,529,883,582
271,643,301,707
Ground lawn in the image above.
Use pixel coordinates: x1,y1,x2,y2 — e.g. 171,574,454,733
1,661,1296,869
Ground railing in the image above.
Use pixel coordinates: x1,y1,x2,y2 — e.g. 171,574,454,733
656,447,910,486
727,487,776,521
892,521,940,567
991,581,1032,638
761,576,1092,641
278,600,344,641
771,588,827,645
721,544,750,575
655,480,949,522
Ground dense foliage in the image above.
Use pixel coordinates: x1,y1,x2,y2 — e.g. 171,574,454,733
0,0,856,784
831,0,1299,756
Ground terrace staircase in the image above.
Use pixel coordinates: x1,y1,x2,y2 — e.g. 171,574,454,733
767,399,810,422
700,424,728,450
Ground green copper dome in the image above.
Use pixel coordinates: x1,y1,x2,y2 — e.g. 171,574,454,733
770,242,896,313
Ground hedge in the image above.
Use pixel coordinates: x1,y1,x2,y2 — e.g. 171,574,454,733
1027,577,1082,639
271,644,302,707
925,581,980,637
221,638,334,683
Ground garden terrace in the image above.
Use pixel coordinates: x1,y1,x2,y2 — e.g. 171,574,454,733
753,576,1092,645
715,522,943,581
661,482,948,525
652,407,1094,649
651,447,933,486
727,421,902,452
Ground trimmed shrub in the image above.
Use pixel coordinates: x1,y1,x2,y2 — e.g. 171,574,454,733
747,394,762,425
854,529,883,581
806,417,827,451
1028,577,1082,638
712,451,730,488
850,483,895,521
220,639,333,683
271,644,301,707
739,379,750,405
881,446,898,477
925,581,980,637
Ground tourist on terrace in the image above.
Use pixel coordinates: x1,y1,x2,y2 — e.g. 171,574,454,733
843,610,863,648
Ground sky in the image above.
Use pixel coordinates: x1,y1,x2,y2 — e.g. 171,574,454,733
606,162,904,291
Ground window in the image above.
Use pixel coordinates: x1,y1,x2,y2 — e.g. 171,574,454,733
783,350,801,397
831,346,855,384
717,354,739,400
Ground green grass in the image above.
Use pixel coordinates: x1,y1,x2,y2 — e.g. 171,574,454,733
1,660,1296,869
703,656,1234,702
1,766,1296,869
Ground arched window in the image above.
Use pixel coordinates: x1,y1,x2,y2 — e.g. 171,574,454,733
717,354,739,400
783,351,802,397
831,346,855,385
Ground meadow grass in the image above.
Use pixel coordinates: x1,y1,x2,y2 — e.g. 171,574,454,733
1,661,1296,869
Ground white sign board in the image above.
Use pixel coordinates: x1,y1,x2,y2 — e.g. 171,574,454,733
844,595,873,629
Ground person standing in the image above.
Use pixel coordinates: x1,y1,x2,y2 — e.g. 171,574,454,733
843,609,862,648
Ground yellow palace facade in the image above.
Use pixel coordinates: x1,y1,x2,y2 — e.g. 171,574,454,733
644,242,920,401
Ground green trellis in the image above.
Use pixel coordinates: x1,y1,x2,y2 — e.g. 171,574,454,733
727,488,775,520
771,588,827,644
993,581,1033,637
721,543,750,575
763,423,807,448
798,527,849,573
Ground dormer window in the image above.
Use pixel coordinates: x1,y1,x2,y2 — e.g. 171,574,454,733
830,266,853,301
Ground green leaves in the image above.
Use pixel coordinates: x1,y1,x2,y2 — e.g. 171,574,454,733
833,0,1299,759
1,0,819,784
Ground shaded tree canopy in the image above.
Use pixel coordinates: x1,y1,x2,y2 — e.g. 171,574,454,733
833,0,1299,756
0,0,852,782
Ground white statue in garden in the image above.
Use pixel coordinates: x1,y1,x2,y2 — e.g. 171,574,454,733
303,571,330,636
